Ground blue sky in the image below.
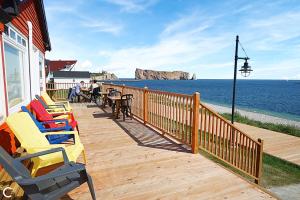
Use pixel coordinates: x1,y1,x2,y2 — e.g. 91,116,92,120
44,0,300,79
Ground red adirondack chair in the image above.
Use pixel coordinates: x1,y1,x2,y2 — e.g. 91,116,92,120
29,100,79,132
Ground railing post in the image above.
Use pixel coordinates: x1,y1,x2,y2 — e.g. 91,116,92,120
122,84,125,95
143,87,148,124
192,92,200,154
255,138,263,184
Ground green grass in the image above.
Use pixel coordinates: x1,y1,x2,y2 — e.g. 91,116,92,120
221,112,300,137
261,153,300,187
200,150,300,187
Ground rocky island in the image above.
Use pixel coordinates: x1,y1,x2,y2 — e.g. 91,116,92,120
135,68,189,80
91,71,118,80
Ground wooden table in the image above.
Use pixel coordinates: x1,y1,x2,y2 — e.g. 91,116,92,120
107,96,122,118
80,89,91,102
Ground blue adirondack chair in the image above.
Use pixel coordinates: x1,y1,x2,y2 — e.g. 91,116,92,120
21,106,74,144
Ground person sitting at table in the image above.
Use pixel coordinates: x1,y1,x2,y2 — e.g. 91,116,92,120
68,81,90,102
89,80,101,103
89,80,99,92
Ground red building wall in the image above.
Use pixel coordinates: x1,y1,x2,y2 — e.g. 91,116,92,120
0,0,47,53
0,0,49,155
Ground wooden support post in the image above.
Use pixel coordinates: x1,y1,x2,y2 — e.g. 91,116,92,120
192,92,200,154
255,138,263,184
121,84,125,95
143,87,148,124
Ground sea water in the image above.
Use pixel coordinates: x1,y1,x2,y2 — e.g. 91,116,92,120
109,79,300,122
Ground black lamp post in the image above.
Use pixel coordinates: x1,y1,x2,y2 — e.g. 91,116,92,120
231,35,253,124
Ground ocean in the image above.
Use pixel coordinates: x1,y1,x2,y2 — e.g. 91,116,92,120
109,79,300,122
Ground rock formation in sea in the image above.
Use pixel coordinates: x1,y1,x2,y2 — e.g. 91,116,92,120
135,68,189,80
91,70,118,80
191,73,197,80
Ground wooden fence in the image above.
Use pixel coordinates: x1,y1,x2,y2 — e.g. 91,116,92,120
46,83,89,100
101,83,263,184
197,103,263,182
46,82,263,184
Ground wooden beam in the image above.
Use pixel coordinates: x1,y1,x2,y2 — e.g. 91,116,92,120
192,92,200,154
143,87,148,124
255,138,263,184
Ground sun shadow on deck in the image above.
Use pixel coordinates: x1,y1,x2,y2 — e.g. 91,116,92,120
92,105,189,153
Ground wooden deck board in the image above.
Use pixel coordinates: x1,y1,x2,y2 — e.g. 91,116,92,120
64,104,276,200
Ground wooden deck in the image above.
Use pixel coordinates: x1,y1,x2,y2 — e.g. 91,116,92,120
236,123,300,165
64,103,276,200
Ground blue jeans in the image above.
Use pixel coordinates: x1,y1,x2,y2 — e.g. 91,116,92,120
68,88,77,101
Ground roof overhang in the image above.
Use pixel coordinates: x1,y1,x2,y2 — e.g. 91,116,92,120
0,0,18,23
36,0,51,51
0,0,51,51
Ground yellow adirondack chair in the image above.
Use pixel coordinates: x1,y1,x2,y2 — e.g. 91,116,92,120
41,91,72,112
5,112,86,176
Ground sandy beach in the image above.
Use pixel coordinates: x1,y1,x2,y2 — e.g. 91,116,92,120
204,102,300,128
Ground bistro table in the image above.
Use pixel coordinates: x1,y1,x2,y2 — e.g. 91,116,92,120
79,88,91,102
107,95,122,118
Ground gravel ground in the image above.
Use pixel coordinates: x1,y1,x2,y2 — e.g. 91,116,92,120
269,184,300,200
204,103,300,128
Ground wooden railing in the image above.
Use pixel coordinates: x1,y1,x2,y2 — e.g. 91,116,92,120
146,90,194,145
197,103,263,182
123,86,144,119
47,82,263,184
102,83,264,184
46,83,89,100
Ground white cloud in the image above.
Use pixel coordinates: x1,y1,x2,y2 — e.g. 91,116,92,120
80,19,123,35
44,0,84,19
105,0,158,13
97,13,232,77
45,0,300,79
248,11,300,44
161,12,215,38
250,58,300,80
282,74,300,80
45,0,124,36
75,60,103,72
78,60,93,69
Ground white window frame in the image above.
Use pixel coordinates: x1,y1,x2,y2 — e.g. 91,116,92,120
0,38,6,123
39,51,45,91
2,24,30,114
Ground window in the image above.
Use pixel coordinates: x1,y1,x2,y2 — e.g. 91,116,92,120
39,52,45,91
10,29,16,40
0,73,4,122
4,42,25,108
17,35,22,45
39,53,44,79
4,25,26,47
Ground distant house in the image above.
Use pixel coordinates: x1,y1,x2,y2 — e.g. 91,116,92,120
52,71,91,84
45,59,77,81
0,0,51,122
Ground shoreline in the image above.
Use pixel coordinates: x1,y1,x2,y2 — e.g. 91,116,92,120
204,102,300,128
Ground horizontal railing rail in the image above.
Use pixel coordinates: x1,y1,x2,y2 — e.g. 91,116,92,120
146,90,193,145
198,102,263,181
46,83,89,100
102,83,263,184
48,82,263,184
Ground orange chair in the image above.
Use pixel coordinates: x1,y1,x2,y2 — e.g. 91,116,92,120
0,122,17,155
